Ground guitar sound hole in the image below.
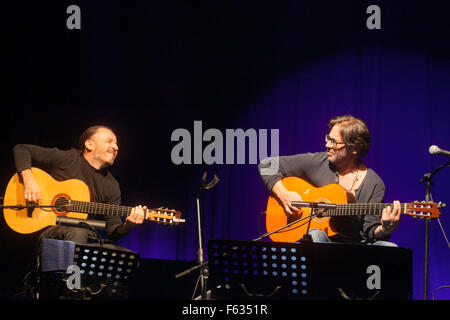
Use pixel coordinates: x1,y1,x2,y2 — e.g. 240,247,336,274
315,209,325,218
54,197,69,212
287,211,303,225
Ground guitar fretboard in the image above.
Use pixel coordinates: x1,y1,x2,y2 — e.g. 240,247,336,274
67,200,134,217
321,203,407,217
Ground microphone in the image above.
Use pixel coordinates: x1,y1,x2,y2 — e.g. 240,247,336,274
56,216,106,230
291,201,337,209
429,145,450,157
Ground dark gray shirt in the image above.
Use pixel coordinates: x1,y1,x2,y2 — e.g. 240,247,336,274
258,152,387,242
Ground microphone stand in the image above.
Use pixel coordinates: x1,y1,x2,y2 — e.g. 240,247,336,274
175,172,219,300
252,202,335,242
419,160,450,300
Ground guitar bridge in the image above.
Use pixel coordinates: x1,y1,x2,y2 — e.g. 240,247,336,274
26,201,34,218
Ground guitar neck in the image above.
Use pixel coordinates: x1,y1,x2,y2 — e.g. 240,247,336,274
322,203,407,217
68,200,135,217
57,198,184,224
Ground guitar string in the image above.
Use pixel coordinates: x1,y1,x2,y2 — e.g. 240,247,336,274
292,203,432,217
18,197,177,220
274,202,430,235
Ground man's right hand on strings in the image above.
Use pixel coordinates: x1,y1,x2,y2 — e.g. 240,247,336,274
20,169,41,203
271,180,303,215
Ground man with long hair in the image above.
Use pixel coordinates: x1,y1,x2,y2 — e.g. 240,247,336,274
259,115,401,245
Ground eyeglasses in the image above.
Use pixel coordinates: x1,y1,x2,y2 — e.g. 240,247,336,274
325,134,346,148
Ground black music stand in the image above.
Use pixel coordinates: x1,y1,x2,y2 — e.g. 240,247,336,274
175,172,219,300
207,239,412,300
207,239,312,300
38,239,140,299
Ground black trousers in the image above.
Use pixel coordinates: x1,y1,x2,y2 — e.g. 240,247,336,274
33,226,133,299
38,225,98,244
37,225,130,252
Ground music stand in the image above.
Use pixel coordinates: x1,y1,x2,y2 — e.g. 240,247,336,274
38,239,140,299
208,239,413,300
175,172,219,300
207,239,312,300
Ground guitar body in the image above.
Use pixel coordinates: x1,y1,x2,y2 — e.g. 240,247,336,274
266,177,348,243
3,168,90,234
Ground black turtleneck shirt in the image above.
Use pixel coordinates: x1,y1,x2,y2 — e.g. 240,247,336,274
13,144,133,242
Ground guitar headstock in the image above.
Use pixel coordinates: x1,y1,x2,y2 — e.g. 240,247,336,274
405,201,442,219
146,207,185,225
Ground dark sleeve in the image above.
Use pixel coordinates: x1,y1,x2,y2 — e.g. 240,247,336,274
110,218,135,241
362,179,386,242
13,144,68,173
258,152,324,192
103,179,134,242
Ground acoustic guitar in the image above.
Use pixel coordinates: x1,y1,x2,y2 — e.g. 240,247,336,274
3,167,184,234
266,177,441,243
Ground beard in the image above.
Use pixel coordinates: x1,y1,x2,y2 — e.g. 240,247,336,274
326,147,349,166
93,150,116,168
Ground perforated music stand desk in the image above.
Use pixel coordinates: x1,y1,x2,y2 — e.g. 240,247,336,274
39,238,140,299
207,239,412,300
